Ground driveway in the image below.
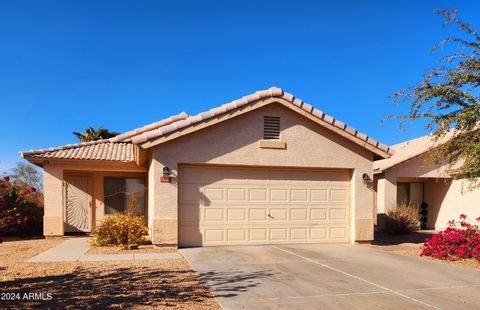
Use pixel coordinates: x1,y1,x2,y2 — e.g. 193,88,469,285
180,244,480,309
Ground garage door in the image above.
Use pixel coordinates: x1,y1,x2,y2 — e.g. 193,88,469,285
178,165,351,247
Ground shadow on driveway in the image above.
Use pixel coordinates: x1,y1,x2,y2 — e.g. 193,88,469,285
200,269,275,298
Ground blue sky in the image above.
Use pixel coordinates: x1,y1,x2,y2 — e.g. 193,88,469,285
0,0,478,171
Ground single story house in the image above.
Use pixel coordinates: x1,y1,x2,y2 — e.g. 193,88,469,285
374,132,480,229
21,87,394,247
22,87,474,247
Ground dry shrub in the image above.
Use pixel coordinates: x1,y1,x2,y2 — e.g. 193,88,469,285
91,213,148,246
384,204,420,235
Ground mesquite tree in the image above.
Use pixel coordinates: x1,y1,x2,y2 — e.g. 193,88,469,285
392,9,480,189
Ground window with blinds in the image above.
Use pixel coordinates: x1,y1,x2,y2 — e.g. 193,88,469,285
263,116,280,140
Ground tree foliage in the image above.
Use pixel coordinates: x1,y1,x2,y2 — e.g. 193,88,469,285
392,9,480,188
9,162,43,192
73,126,120,142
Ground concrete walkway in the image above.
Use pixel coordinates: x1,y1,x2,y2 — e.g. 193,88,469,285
28,237,181,262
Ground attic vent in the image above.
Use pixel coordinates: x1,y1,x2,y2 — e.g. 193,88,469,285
263,116,280,140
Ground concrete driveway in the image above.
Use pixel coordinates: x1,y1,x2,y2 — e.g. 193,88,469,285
180,244,480,309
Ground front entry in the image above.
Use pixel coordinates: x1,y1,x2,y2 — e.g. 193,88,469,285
64,175,92,233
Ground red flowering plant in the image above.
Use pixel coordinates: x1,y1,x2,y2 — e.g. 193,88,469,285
421,214,480,261
0,176,36,242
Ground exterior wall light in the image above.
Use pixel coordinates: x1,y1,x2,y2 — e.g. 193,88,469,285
362,173,372,185
161,166,171,183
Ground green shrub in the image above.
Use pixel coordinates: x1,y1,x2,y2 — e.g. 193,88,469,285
91,212,148,246
384,204,420,235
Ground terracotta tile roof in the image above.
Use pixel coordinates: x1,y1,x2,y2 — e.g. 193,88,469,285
20,141,134,162
110,112,189,142
21,87,393,162
19,112,189,162
127,87,393,156
373,131,454,173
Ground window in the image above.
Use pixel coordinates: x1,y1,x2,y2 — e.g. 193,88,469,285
397,182,424,208
104,177,145,215
263,116,280,140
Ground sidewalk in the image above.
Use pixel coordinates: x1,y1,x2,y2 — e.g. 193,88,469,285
28,237,181,262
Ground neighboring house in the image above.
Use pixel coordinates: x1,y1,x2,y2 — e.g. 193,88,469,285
20,87,393,247
374,132,480,229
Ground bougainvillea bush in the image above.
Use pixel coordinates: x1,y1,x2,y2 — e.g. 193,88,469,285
421,214,480,261
0,176,41,241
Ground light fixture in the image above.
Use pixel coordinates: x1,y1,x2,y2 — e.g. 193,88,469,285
163,166,171,178
161,166,171,183
362,173,372,184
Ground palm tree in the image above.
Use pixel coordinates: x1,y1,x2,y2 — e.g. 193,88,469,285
73,126,120,142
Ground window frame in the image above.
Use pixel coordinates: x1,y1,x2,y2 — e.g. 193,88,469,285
103,176,147,216
396,181,424,208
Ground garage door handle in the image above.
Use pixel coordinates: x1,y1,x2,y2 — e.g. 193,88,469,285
268,214,274,219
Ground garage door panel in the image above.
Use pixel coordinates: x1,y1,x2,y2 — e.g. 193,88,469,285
269,208,287,220
330,227,348,240
179,165,350,247
249,228,267,241
249,188,268,201
291,228,307,240
290,189,308,201
204,208,224,221
204,187,224,201
226,188,246,201
270,228,288,241
310,227,328,240
227,229,246,241
330,189,348,201
290,208,308,221
310,208,327,220
270,188,288,201
226,208,246,221
205,229,224,242
249,208,267,221
330,208,348,221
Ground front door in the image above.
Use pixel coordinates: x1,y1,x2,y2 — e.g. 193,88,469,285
64,176,92,233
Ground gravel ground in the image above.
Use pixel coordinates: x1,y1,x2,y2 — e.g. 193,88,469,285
0,239,221,309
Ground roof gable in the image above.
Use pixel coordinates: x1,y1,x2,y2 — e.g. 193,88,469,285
128,87,393,158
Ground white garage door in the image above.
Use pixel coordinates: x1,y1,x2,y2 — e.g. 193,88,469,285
179,165,351,247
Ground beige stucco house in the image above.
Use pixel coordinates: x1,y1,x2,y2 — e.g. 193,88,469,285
374,132,480,229
21,87,394,247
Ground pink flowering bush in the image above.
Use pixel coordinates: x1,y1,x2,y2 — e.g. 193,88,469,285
0,176,41,242
421,214,480,261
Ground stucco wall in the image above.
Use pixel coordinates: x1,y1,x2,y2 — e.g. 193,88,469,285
43,165,64,236
375,152,480,230
425,179,480,229
149,103,376,245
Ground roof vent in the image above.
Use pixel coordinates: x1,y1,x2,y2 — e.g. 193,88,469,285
263,116,280,140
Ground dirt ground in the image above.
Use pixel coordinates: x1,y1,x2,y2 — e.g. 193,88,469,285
0,238,221,309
